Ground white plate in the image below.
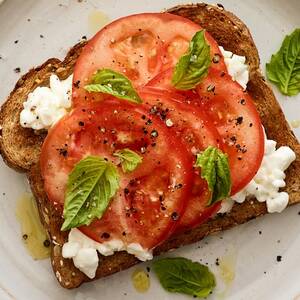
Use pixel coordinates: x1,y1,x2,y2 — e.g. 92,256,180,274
0,1,299,299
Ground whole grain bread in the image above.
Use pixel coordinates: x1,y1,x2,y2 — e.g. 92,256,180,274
1,3,300,289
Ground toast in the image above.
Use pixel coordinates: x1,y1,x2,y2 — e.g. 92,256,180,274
1,3,300,289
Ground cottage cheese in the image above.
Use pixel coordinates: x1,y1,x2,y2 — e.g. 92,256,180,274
20,74,72,130
62,228,153,279
220,137,296,214
219,46,249,89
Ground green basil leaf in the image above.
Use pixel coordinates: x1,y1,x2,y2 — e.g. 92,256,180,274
113,148,143,173
84,69,142,103
153,257,216,298
195,146,231,205
61,156,119,231
172,30,211,90
266,28,300,96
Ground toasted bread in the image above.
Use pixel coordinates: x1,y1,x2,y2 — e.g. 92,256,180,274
0,3,299,289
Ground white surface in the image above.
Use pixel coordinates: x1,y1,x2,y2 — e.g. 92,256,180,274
231,138,296,213
0,1,299,300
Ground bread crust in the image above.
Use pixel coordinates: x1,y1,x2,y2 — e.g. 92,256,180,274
1,3,299,289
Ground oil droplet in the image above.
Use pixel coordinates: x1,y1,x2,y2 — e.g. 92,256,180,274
216,249,237,299
219,254,235,285
131,269,150,293
15,193,50,260
88,10,110,35
291,120,300,129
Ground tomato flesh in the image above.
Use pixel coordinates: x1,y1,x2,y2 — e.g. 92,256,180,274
40,99,193,249
196,68,264,194
139,87,222,231
147,67,264,194
72,13,226,106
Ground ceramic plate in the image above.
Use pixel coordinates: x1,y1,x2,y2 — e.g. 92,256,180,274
0,1,299,299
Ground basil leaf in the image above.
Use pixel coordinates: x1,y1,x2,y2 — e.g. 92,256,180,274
153,257,216,298
266,28,300,96
172,30,211,90
195,146,231,205
113,148,143,173
84,69,142,103
61,156,119,231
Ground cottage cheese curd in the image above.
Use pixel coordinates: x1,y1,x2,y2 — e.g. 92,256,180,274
219,46,249,89
220,137,296,214
20,74,72,130
62,228,153,279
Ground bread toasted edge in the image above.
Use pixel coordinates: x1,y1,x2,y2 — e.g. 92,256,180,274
0,41,86,173
0,3,299,289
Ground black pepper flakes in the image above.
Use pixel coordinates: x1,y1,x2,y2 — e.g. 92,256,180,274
14,67,21,73
235,116,243,125
171,212,179,221
215,258,220,266
146,267,150,272
58,148,68,157
145,119,152,125
43,239,51,247
78,121,84,126
276,255,282,262
124,188,129,195
14,40,19,44
207,84,215,92
22,234,28,240
258,230,262,235
74,80,80,88
101,232,110,239
217,3,224,9
40,34,44,38
175,183,183,189
239,99,246,105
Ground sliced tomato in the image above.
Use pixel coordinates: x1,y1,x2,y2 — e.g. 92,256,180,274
139,87,222,231
147,68,265,195
146,67,199,101
72,13,226,106
196,68,264,194
40,99,193,249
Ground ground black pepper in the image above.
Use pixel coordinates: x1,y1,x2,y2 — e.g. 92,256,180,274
171,212,179,221
101,232,110,239
43,239,51,247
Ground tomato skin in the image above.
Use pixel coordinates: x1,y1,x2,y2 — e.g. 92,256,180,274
196,68,264,194
72,12,226,106
40,99,194,249
147,67,265,195
138,87,223,231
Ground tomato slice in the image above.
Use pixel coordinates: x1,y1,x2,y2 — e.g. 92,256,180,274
72,13,226,106
139,87,222,231
196,68,264,194
147,68,265,195
40,99,193,249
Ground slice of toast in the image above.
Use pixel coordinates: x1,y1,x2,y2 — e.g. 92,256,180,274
1,3,300,289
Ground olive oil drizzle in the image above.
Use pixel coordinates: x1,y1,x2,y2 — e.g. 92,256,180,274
15,194,50,260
